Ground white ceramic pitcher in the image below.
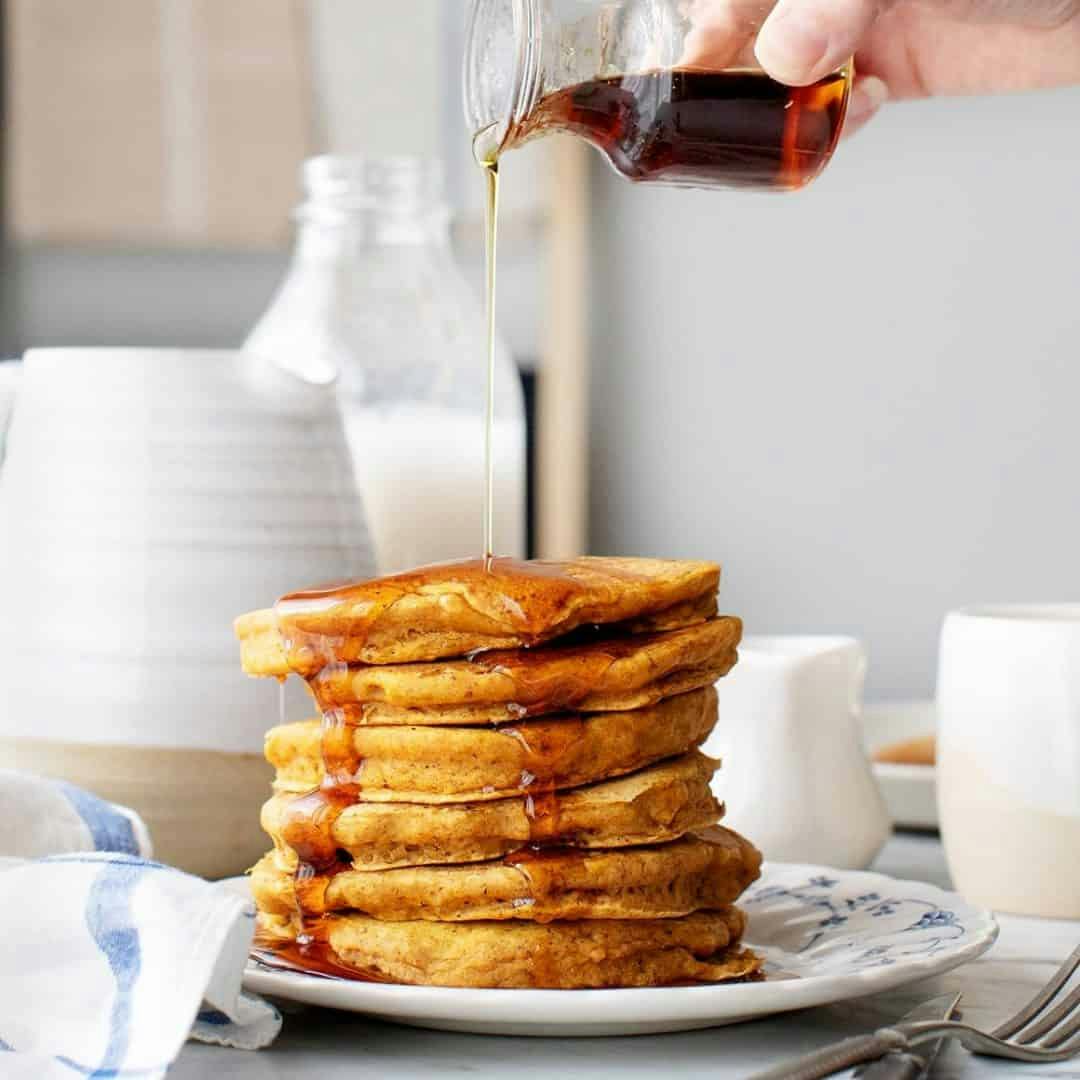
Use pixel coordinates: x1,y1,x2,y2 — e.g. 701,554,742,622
706,636,890,869
0,349,374,877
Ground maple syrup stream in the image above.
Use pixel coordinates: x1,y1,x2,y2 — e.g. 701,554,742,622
478,123,501,563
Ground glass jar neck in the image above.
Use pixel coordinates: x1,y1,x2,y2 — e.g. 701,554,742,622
465,1,694,159
465,0,542,161
294,210,451,253
294,155,451,251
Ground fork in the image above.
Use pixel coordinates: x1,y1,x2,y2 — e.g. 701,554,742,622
750,943,1080,1079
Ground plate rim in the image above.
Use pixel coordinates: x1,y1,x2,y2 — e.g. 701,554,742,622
235,861,999,1028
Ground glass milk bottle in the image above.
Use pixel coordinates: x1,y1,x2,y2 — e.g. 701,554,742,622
245,156,526,573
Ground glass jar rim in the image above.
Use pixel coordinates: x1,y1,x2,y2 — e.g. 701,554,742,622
463,0,542,161
950,603,1080,624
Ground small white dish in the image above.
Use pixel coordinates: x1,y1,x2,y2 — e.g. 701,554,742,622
863,701,938,830
231,861,997,1037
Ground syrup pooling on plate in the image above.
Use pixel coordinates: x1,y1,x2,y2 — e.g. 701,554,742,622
252,918,391,983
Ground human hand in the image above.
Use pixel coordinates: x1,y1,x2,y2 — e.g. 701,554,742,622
682,0,1080,132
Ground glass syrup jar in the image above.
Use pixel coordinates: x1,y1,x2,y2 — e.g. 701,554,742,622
465,0,851,190
245,156,527,573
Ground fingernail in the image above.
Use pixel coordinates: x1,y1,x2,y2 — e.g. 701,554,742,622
755,8,832,85
847,76,889,123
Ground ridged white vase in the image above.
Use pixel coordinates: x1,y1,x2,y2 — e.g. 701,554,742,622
0,349,374,877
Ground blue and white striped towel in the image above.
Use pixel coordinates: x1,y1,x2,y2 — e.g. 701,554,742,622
0,771,152,861
0,771,281,1078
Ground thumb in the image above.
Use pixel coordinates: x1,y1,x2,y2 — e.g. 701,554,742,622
755,0,887,84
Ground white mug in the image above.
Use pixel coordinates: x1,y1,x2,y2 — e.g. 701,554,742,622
0,348,374,877
707,636,890,870
938,605,1080,918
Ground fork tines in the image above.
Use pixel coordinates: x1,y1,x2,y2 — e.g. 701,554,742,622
994,943,1080,1053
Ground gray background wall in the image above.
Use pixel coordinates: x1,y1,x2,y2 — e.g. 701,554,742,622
4,3,548,363
8,6,1079,702
589,86,1080,700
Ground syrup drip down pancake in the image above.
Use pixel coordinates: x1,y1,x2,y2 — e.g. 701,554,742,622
236,557,764,988
261,751,722,870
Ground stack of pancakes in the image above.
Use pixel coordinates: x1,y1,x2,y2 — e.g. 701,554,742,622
234,556,764,988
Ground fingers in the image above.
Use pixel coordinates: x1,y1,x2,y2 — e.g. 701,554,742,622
681,0,771,70
755,0,890,84
841,74,889,136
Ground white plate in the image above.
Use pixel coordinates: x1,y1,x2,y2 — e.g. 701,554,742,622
233,862,997,1036
863,701,938,829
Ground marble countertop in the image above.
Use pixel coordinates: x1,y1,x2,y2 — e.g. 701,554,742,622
174,833,1080,1079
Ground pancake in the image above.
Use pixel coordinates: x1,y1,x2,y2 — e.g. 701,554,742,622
254,906,761,988
266,686,718,803
251,826,762,922
305,617,740,725
262,751,723,870
235,556,720,674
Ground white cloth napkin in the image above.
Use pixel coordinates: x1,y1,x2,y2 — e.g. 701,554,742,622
0,770,281,1078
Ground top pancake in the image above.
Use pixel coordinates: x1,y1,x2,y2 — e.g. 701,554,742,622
302,617,739,725
235,556,720,672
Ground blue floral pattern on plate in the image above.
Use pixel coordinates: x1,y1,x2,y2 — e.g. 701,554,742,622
236,864,999,1036
742,864,986,980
